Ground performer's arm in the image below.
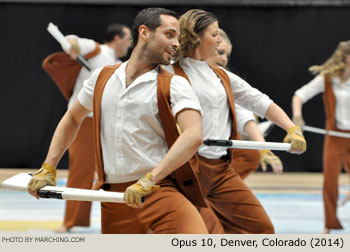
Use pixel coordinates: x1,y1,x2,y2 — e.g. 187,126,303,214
243,120,283,173
291,95,305,126
264,103,306,154
28,101,91,199
151,109,202,183
44,101,90,167
124,109,202,208
243,120,265,142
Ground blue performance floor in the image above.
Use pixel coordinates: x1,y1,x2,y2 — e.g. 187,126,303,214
0,178,349,234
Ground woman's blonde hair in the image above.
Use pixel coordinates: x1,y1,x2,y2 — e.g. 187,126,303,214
176,9,217,60
219,29,232,49
309,40,350,77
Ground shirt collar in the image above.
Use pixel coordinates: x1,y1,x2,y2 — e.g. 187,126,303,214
116,60,160,88
182,57,209,68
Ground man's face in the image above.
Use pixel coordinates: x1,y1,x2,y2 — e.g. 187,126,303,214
117,27,133,58
144,15,180,65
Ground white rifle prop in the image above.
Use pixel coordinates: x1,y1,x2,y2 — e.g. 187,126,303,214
302,125,350,139
47,22,92,71
204,139,291,151
0,173,143,203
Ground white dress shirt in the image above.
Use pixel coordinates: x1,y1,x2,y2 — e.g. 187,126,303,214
295,75,350,130
78,61,202,183
63,35,121,117
163,57,272,159
235,104,256,135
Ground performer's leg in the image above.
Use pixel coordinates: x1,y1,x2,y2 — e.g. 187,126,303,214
102,179,208,234
340,153,350,206
231,149,260,179
198,156,274,234
198,205,225,234
62,118,95,230
323,136,345,232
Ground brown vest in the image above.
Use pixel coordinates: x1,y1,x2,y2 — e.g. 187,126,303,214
42,42,101,100
91,64,206,207
323,74,350,133
172,61,239,162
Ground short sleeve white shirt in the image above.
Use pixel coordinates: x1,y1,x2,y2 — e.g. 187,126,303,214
64,35,121,117
295,75,350,130
163,57,272,159
78,61,202,183
235,104,256,135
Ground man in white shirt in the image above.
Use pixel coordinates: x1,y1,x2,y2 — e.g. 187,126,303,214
28,7,208,234
52,23,133,233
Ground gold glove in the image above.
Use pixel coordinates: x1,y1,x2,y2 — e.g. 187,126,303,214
176,123,182,134
28,162,56,193
124,172,160,207
67,38,80,54
292,115,305,127
259,149,283,173
283,126,307,153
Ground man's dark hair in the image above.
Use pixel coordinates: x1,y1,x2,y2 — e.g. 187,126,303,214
132,7,177,45
104,23,128,42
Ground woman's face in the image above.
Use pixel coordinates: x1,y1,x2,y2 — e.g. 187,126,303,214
196,21,221,60
206,40,232,68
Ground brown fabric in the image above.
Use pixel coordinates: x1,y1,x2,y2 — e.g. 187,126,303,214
42,43,101,100
92,65,120,190
173,62,273,234
231,148,261,179
198,205,225,234
64,118,95,228
91,64,206,206
198,156,274,234
91,64,210,233
322,74,350,229
173,62,259,177
323,135,350,229
210,66,238,141
172,61,238,153
323,74,337,131
101,178,208,234
157,67,206,207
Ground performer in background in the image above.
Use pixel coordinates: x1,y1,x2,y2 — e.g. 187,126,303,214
43,23,132,233
28,7,209,234
197,28,283,234
206,28,283,179
292,40,350,234
163,9,306,234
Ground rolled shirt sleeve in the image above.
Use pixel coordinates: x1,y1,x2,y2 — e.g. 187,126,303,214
223,68,273,118
235,103,256,134
294,75,325,103
170,75,203,117
77,67,104,111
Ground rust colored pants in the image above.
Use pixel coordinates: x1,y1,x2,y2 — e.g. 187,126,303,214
101,178,208,234
197,155,274,234
64,118,96,228
230,149,261,179
323,135,350,229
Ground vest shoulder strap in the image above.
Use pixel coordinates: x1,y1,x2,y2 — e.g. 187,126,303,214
92,64,121,189
157,66,206,207
84,42,101,59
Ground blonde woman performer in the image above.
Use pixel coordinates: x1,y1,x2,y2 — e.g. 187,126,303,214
164,9,306,233
292,41,350,233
